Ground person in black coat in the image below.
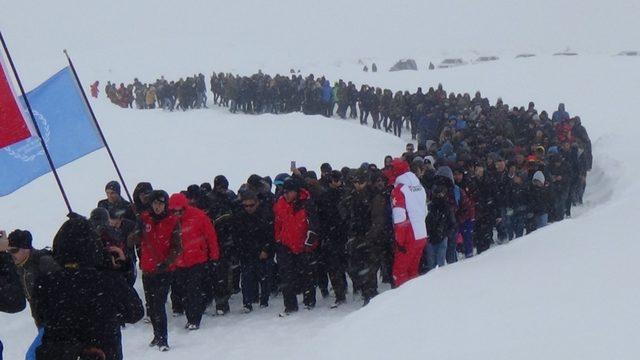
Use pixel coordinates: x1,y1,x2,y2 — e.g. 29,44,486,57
470,164,498,254
97,181,133,222
233,191,275,312
316,170,349,306
0,233,26,360
206,175,240,314
425,184,458,270
34,218,144,360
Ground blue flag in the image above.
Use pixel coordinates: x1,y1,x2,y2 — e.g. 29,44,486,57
0,67,104,196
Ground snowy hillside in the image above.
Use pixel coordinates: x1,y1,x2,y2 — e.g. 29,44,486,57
2,0,640,359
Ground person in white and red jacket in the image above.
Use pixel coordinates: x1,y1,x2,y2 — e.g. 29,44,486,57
388,158,428,287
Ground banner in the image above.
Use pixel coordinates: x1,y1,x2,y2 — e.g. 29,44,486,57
0,56,31,148
0,67,104,196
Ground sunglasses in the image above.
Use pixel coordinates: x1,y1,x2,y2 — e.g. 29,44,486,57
171,208,184,215
6,247,20,254
243,202,258,209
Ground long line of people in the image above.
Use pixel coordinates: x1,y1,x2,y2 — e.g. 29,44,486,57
3,82,591,359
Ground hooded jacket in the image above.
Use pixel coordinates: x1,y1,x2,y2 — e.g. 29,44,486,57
390,159,428,245
273,188,319,254
169,193,219,268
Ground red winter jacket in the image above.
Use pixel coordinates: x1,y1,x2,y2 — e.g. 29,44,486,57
139,212,181,274
169,193,220,269
273,189,319,254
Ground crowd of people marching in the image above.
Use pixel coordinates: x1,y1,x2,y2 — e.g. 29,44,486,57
2,76,592,360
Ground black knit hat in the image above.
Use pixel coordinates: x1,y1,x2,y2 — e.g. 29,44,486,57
89,208,110,228
105,181,121,195
282,178,301,192
8,229,33,249
214,175,229,190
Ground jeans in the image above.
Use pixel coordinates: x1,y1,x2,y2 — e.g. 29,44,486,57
426,239,447,271
241,259,273,307
142,272,171,344
460,220,475,257
25,327,44,360
535,213,548,229
496,207,512,243
511,212,525,239
446,230,458,264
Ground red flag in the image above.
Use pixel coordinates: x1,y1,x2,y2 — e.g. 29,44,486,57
0,58,30,148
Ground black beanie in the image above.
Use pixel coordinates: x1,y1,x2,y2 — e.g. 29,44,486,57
247,174,263,189
214,175,229,190
105,181,121,195
8,230,33,249
89,208,110,228
282,178,301,192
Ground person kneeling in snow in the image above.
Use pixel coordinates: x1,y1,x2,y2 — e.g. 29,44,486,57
389,158,428,287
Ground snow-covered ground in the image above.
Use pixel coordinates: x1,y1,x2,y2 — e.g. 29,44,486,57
1,1,640,359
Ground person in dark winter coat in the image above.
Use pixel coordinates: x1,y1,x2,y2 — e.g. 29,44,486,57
317,170,348,307
97,181,132,221
6,229,60,360
34,218,144,360
273,178,320,315
470,164,498,254
233,190,275,312
425,184,458,270
206,175,240,315
0,250,25,315
527,171,552,231
132,190,181,351
489,158,512,244
0,231,26,360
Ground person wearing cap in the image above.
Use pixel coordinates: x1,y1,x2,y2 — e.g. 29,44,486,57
167,193,219,330
388,158,428,287
0,230,26,360
131,190,181,351
33,218,144,360
97,181,132,222
273,178,320,315
5,229,60,360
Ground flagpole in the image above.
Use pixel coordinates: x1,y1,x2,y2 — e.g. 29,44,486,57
63,49,133,204
0,31,73,213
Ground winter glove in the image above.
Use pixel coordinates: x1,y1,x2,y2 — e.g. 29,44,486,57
304,231,318,247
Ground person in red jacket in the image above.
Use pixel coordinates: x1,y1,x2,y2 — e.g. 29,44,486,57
273,178,320,316
133,190,181,352
389,158,428,287
167,193,219,330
